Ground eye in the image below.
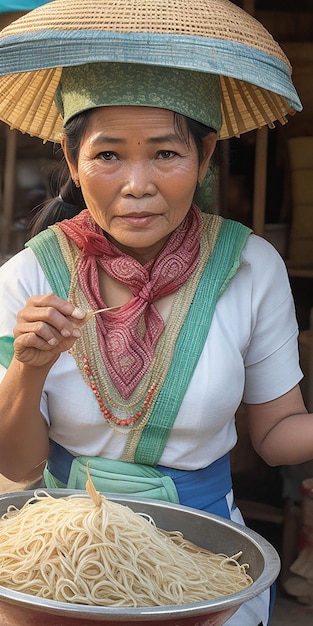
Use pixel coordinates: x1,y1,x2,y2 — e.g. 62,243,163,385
98,151,117,161
157,150,177,159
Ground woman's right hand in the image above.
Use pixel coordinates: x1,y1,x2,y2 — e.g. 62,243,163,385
13,293,86,368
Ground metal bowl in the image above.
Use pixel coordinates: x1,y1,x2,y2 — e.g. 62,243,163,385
0,490,280,626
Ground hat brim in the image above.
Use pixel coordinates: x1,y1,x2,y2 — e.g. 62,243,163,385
0,0,302,142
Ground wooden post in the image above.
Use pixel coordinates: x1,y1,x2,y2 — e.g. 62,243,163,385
0,127,17,256
0,11,27,259
243,0,268,237
253,126,268,236
218,140,230,217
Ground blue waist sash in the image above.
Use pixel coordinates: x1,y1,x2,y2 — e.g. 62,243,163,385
46,440,232,518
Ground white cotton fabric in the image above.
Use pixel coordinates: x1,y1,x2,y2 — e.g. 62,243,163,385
0,233,302,471
0,232,300,626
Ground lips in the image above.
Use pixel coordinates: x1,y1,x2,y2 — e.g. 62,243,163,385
116,213,161,230
121,212,157,218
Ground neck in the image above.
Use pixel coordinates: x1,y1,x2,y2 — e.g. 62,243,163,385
103,232,173,265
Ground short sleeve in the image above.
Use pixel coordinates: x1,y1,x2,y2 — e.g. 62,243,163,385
241,235,303,403
0,247,52,341
0,248,53,422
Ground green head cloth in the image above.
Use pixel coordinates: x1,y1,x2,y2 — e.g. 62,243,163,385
55,62,222,132
55,62,221,212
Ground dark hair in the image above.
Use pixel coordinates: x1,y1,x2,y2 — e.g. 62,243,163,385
30,109,216,236
174,113,216,163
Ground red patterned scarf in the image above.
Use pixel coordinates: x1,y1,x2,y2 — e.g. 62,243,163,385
58,205,202,399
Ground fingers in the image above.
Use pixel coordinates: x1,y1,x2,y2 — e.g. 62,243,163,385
15,319,79,350
12,294,88,367
13,328,77,365
15,294,85,344
18,293,85,321
11,294,89,368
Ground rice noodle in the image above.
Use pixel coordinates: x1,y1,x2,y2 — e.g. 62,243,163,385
0,472,253,606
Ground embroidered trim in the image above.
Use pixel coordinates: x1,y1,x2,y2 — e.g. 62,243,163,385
26,215,251,466
57,206,202,398
49,214,222,436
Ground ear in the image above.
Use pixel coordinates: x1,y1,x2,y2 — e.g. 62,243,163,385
198,133,217,184
61,133,79,183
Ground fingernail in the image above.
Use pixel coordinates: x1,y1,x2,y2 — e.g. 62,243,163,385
72,328,81,338
61,328,71,337
71,307,86,319
48,337,58,346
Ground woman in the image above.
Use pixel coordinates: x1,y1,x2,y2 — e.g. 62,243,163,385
0,1,310,624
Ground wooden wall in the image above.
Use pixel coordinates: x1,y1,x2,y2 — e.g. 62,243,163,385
257,10,313,139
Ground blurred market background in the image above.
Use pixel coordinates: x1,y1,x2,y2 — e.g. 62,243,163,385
0,2,313,623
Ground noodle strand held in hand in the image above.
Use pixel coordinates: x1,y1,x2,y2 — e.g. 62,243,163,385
0,473,253,606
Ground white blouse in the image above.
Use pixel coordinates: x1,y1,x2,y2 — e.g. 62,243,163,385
0,232,302,470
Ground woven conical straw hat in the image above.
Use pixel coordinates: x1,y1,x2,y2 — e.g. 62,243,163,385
0,0,302,142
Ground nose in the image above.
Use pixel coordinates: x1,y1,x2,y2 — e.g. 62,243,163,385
121,162,157,198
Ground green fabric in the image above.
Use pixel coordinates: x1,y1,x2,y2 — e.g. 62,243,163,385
55,62,222,132
25,218,251,468
133,218,251,465
43,468,66,488
193,162,218,214
0,335,14,368
26,229,71,300
44,456,179,502
68,456,179,502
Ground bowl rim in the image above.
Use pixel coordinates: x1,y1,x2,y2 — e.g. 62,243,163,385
0,489,281,621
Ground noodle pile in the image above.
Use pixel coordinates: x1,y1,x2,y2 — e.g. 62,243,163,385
0,474,253,606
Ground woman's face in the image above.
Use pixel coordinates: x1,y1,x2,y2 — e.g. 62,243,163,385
63,106,216,262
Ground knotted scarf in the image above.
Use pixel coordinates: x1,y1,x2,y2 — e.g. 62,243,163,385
57,205,202,398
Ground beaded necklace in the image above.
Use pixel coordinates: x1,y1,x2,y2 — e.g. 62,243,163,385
58,206,201,400
26,215,252,465
52,212,221,432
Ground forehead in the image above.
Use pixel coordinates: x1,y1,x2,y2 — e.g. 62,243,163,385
84,105,185,135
